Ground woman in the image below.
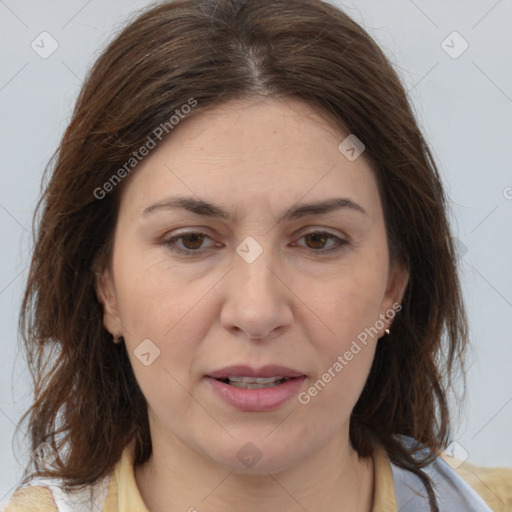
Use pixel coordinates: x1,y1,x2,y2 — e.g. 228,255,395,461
6,0,512,511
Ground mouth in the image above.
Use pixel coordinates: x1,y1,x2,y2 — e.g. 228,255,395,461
204,365,307,410
204,366,308,411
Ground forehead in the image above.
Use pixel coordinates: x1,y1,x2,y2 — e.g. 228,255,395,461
118,97,380,221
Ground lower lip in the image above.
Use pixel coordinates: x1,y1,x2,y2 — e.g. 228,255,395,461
205,376,307,411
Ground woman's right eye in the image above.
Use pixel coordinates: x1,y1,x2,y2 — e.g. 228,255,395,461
161,231,215,256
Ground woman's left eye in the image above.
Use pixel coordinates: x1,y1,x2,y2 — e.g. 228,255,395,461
293,231,349,253
161,230,348,256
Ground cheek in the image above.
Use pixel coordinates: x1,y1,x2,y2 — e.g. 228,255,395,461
115,265,203,413
111,238,195,334
296,245,388,391
111,248,224,397
305,251,388,341
297,278,382,421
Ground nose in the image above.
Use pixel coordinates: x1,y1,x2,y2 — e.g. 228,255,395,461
219,243,293,341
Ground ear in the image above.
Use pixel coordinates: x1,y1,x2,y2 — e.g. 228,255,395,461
379,261,409,334
95,267,123,341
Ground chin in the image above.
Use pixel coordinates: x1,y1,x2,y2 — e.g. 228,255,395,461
202,436,305,475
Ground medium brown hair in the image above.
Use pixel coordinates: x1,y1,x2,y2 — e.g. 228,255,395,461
16,1,468,510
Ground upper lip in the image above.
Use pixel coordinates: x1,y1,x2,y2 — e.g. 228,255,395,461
206,365,305,379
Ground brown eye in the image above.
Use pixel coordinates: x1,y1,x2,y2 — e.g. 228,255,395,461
162,231,214,256
180,233,205,250
295,231,349,254
304,232,329,250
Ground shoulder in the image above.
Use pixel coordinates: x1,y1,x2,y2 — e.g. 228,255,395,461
442,453,512,512
389,435,511,511
5,485,57,512
5,473,112,512
4,441,134,512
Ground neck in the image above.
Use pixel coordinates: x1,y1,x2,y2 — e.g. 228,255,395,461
134,425,375,512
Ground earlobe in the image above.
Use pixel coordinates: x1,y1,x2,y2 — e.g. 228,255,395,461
94,268,122,338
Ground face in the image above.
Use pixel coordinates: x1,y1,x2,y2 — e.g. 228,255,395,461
96,97,408,474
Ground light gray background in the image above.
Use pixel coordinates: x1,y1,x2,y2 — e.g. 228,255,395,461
1,0,511,504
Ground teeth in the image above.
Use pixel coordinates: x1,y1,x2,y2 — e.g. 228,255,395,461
229,380,284,389
221,376,289,389
227,376,285,384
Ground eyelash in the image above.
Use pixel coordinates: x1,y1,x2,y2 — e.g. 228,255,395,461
161,230,349,257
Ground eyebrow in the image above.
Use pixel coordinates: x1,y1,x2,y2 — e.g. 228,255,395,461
142,195,368,222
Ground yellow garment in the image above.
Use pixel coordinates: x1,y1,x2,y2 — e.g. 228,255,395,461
6,439,512,511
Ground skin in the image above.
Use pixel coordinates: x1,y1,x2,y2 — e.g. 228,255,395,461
96,97,409,512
